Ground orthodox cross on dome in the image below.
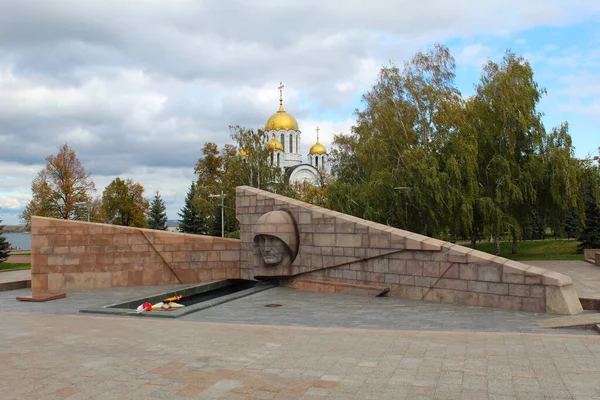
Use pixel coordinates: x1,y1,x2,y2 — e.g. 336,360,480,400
278,82,284,106
315,126,320,141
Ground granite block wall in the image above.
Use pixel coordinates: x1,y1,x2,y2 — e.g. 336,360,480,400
30,216,240,291
583,249,600,266
236,186,583,315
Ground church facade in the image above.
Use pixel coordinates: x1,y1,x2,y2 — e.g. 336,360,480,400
255,83,328,185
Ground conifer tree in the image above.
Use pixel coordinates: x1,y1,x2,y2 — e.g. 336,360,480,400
564,208,581,239
578,191,600,251
147,191,168,230
178,182,207,234
0,217,11,263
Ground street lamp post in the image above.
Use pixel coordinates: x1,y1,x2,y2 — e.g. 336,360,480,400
209,191,226,238
394,187,411,229
73,201,90,222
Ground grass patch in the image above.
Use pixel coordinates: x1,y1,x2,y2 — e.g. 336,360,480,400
0,263,31,270
474,239,584,261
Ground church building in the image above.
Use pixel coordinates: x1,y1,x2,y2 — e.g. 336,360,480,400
243,83,328,185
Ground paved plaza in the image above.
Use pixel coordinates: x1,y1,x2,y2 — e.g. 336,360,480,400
2,310,600,400
1,261,600,399
1,281,600,399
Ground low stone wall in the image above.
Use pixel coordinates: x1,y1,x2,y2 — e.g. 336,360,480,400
584,249,600,266
31,217,240,291
236,186,583,315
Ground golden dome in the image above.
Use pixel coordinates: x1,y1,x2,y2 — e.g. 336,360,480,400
309,126,327,155
309,141,327,155
238,148,248,157
264,82,298,131
266,134,283,151
265,104,299,131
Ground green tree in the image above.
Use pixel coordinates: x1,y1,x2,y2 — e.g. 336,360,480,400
577,160,600,251
0,216,11,263
564,208,582,239
579,189,600,250
293,169,332,207
524,122,580,242
322,45,582,256
20,144,95,227
228,125,286,191
102,178,149,227
470,51,547,255
147,191,168,230
178,182,208,234
86,197,106,223
327,44,474,237
192,127,289,237
193,142,235,237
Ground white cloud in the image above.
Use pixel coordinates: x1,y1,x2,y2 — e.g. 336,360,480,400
1,0,599,224
559,73,600,98
0,161,42,223
454,43,494,70
297,118,356,155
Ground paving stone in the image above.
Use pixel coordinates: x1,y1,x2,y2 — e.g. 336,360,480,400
2,284,600,399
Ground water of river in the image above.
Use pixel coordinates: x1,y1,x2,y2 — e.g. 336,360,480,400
2,232,31,250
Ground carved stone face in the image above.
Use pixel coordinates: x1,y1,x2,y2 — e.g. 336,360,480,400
258,235,287,266
253,210,298,276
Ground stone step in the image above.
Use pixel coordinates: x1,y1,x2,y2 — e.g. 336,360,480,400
538,313,600,329
288,278,389,297
0,280,31,291
17,291,67,302
580,297,600,311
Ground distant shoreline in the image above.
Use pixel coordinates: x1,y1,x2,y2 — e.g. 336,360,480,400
3,231,31,251
1,226,29,233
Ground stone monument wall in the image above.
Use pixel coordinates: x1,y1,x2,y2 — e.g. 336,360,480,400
30,216,240,291
584,249,600,266
236,186,582,315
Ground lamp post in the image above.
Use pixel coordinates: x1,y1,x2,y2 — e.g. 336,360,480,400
394,187,411,229
209,191,226,238
73,201,90,222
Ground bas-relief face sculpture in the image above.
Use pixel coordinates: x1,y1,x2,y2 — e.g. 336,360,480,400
253,210,298,269
258,235,287,265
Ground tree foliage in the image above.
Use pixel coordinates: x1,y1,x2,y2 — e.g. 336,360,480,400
102,178,149,227
564,208,582,239
190,126,288,237
0,216,11,263
579,193,600,250
170,44,586,254
323,44,582,255
147,191,168,230
193,141,238,237
178,182,209,234
577,160,600,251
20,143,95,227
86,197,106,223
327,44,474,237
470,51,548,254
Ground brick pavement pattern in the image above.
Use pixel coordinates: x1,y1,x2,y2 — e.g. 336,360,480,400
2,285,591,334
1,312,600,400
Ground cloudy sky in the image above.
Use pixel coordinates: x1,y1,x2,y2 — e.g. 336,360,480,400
1,0,599,225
